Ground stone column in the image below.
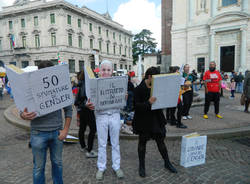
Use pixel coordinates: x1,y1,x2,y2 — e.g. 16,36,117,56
240,27,247,72
188,0,194,22
209,30,215,63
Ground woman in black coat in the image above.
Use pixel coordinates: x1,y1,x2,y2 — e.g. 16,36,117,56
132,67,177,177
75,71,97,158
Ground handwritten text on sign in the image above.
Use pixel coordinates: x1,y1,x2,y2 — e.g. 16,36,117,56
97,77,127,110
30,64,73,116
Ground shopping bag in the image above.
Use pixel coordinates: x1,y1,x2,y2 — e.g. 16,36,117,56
180,133,207,168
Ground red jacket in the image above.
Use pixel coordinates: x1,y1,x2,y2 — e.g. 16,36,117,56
203,70,222,92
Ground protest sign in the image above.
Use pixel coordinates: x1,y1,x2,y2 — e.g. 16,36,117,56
180,133,207,168
150,73,181,110
84,66,127,110
6,64,73,116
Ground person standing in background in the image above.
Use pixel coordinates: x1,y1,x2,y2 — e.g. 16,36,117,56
182,64,194,120
243,71,250,113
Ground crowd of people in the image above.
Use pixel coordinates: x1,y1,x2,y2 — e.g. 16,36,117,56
1,60,250,184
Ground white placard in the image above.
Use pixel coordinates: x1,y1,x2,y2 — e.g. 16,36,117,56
6,64,74,116
180,134,207,168
84,66,127,110
151,74,181,110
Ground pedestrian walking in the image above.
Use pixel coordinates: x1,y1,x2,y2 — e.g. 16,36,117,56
203,61,223,119
182,64,194,120
243,71,250,113
237,72,244,93
132,67,177,178
74,70,97,158
20,61,73,184
0,77,4,100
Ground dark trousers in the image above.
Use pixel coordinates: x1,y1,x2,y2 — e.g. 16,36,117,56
166,107,176,123
245,98,250,112
138,134,170,166
182,90,193,116
79,110,96,152
231,90,235,97
204,92,220,115
177,102,183,125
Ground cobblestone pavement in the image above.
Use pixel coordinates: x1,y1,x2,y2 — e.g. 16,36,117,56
1,95,250,184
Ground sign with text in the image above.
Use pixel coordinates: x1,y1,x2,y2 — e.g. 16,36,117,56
180,133,207,168
151,73,181,110
84,66,127,110
6,64,73,116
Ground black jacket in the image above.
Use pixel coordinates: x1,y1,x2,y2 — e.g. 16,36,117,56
132,79,167,136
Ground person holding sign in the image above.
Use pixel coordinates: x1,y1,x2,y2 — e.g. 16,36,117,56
20,61,73,184
132,67,177,178
91,60,124,180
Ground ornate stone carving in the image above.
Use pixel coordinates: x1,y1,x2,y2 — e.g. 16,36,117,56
66,28,74,34
48,27,58,32
196,0,208,15
32,29,41,34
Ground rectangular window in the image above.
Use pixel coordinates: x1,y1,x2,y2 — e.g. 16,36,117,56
113,32,115,40
22,36,26,48
78,19,81,28
125,48,127,56
222,0,238,7
51,33,56,46
21,61,29,68
129,65,131,71
106,29,109,37
10,61,16,66
34,16,38,26
106,43,109,54
99,41,102,51
98,26,101,34
78,36,82,48
35,35,40,48
0,40,2,51
9,21,13,30
119,34,121,41
128,38,130,44
69,59,75,73
119,46,122,55
113,45,116,55
89,23,92,32
124,36,126,43
50,13,55,24
114,64,117,71
197,57,205,73
120,64,123,69
68,33,72,46
125,65,127,70
79,60,84,71
90,39,93,49
21,19,25,28
67,15,71,25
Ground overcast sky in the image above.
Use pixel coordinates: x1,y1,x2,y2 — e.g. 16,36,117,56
0,0,161,49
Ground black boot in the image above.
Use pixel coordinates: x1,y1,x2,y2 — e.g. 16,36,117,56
164,159,177,173
139,160,145,177
138,145,146,177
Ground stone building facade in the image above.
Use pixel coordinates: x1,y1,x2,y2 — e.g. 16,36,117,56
0,0,133,73
171,0,250,73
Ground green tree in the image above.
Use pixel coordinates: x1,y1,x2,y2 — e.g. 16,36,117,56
132,29,157,64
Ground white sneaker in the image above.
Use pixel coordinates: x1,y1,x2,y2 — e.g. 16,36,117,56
187,115,192,119
96,170,104,180
121,124,133,135
86,150,98,158
182,116,187,120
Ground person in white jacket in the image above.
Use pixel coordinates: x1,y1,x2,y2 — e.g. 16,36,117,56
86,60,124,180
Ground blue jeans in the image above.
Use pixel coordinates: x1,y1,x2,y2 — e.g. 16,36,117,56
236,82,243,93
30,130,63,184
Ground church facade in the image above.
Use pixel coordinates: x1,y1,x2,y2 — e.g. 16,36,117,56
0,0,133,73
171,0,250,73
